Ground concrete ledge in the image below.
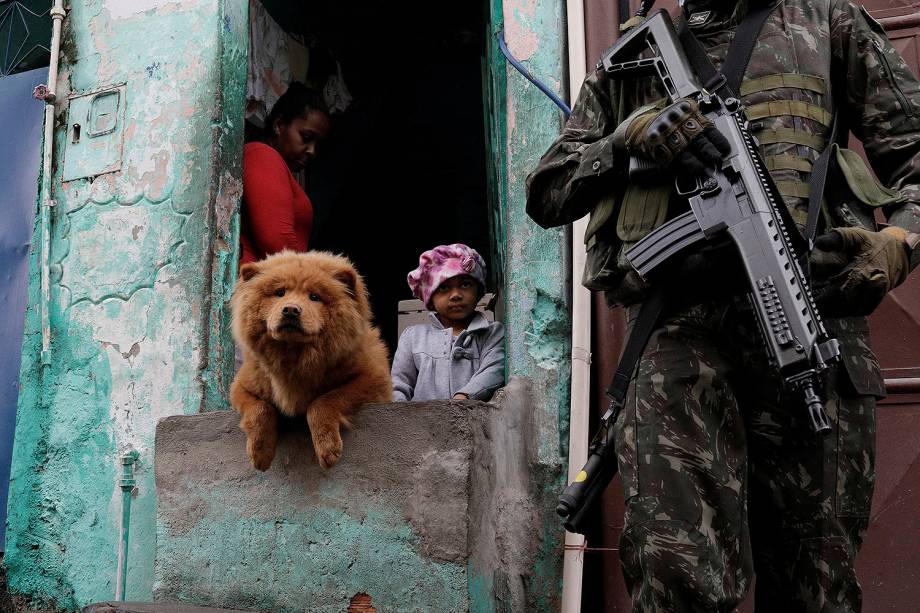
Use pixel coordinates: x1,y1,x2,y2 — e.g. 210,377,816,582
83,603,253,613
154,379,561,612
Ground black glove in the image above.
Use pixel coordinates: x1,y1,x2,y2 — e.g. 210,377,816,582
625,98,731,182
811,226,910,317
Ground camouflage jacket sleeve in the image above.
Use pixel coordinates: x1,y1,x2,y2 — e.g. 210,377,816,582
832,0,920,248
525,68,621,229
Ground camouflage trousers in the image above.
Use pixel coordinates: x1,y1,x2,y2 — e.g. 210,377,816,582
614,295,884,612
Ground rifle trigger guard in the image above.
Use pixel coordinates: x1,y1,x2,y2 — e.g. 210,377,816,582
676,175,703,196
676,172,721,197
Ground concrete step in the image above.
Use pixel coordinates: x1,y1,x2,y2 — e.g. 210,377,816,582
83,603,253,613
153,379,561,613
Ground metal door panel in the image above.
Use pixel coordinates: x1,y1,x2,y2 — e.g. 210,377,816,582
0,66,45,550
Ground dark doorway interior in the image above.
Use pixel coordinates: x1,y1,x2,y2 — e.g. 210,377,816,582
252,1,492,354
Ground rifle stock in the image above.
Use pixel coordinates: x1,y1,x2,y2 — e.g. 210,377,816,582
556,413,618,534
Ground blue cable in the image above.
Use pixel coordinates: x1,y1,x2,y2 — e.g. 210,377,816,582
497,30,572,118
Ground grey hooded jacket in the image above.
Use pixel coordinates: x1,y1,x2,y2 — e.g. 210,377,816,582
391,312,505,402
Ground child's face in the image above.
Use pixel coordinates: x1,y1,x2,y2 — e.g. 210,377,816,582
431,274,479,325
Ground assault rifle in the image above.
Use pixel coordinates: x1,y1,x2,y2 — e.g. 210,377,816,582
557,9,841,534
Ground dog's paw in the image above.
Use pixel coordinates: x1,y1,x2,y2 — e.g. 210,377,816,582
311,425,343,469
246,433,277,471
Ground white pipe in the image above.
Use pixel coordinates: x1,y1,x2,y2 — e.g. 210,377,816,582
562,0,589,612
39,0,66,367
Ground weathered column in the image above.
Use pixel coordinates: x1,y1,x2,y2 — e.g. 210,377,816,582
492,0,570,607
5,0,245,607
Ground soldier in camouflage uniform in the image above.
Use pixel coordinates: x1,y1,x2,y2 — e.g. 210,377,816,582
526,0,920,610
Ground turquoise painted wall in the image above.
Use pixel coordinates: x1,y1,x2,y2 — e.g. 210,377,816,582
494,0,570,608
499,0,571,462
5,0,244,608
4,0,571,609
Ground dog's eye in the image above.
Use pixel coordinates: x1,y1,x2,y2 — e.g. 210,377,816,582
274,288,286,297
309,293,322,302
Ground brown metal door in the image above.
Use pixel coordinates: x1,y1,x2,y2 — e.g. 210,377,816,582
581,1,920,610
849,3,920,609
582,5,679,610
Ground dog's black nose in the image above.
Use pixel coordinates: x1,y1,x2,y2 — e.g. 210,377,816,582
282,304,302,317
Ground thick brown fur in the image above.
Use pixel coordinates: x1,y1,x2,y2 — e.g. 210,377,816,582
230,251,392,470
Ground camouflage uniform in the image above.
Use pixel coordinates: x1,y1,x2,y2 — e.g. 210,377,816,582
526,0,920,610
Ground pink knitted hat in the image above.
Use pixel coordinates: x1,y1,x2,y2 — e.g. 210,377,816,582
407,244,487,308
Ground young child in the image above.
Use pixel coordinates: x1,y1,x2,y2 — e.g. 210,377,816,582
391,244,505,402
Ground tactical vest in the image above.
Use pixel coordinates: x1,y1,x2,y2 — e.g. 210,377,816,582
583,1,906,296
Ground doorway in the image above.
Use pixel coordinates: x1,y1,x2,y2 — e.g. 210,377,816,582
245,0,496,353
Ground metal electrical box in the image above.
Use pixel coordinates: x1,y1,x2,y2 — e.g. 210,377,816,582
63,83,127,181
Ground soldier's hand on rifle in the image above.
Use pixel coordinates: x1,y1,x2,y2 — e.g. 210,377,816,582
623,98,731,182
812,226,912,316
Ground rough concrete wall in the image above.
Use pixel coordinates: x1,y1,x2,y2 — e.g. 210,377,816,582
497,0,569,606
468,379,560,612
5,0,240,609
154,389,553,612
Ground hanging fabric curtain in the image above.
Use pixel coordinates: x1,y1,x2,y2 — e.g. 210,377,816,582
246,0,310,126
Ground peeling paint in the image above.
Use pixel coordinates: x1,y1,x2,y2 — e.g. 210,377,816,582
502,0,541,60
499,0,570,472
200,0,247,413
212,170,242,252
496,2,569,604
525,289,568,368
6,0,569,610
104,0,192,22
6,0,239,606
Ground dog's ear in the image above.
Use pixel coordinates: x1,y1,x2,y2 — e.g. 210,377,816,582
333,264,372,319
333,267,358,298
240,262,261,282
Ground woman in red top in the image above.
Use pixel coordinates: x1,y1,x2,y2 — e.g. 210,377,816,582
241,83,331,265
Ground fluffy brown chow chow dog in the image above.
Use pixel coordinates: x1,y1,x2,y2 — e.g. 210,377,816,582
230,251,391,470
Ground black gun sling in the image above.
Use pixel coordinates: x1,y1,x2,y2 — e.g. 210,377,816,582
679,6,838,251
603,286,665,417
676,5,774,96
603,6,777,417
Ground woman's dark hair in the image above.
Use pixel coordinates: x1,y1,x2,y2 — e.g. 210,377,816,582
264,82,328,135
